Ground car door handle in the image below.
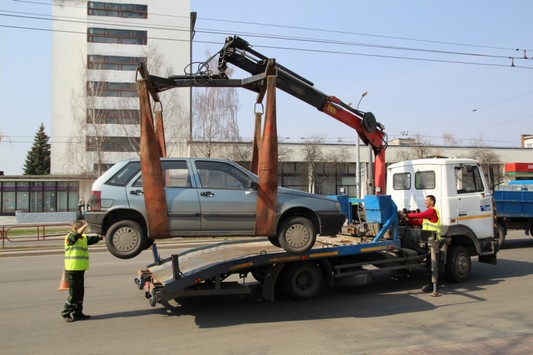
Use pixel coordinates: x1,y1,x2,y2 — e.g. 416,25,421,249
130,190,144,196
200,191,215,197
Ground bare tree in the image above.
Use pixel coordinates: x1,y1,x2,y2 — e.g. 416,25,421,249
0,131,11,145
191,51,239,158
393,134,435,162
468,138,503,185
442,133,462,146
65,46,189,175
302,136,349,194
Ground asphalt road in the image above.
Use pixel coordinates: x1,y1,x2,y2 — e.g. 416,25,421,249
1,231,532,354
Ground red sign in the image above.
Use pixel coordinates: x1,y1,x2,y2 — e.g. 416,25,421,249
505,163,533,173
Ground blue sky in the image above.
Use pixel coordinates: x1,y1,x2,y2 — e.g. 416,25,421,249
1,0,533,174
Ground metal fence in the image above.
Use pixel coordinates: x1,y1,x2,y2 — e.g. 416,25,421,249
0,223,71,248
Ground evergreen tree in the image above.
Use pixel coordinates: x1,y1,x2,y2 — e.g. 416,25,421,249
23,123,51,175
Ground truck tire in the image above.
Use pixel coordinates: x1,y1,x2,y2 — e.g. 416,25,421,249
445,245,471,283
106,220,146,259
278,216,316,254
497,223,506,248
282,262,324,300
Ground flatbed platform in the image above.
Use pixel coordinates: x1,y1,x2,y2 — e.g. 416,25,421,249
136,233,403,305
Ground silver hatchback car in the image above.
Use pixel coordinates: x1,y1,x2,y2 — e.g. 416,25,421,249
86,158,345,259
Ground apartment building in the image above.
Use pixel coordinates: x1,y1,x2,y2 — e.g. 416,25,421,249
51,0,191,174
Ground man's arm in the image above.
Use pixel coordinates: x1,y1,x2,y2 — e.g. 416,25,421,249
406,208,437,221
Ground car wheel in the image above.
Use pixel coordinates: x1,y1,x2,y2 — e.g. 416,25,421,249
144,238,155,250
282,262,324,300
278,216,316,254
445,245,471,283
106,220,146,259
268,236,281,248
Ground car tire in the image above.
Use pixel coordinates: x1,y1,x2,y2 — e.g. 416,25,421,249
268,236,281,248
278,216,317,254
106,220,146,259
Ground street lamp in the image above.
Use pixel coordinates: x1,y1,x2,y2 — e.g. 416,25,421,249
355,91,367,198
356,91,368,110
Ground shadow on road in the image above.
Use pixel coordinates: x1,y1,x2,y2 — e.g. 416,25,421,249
127,252,531,328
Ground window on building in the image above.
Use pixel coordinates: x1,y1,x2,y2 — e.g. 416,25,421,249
29,182,44,213
87,81,137,97
16,182,30,212
88,1,148,19
86,109,140,124
87,55,146,71
1,182,16,213
44,182,57,212
0,180,78,214
86,136,140,152
87,28,147,45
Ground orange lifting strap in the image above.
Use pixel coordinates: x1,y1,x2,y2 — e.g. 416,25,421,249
154,106,167,158
254,64,278,237
137,78,169,239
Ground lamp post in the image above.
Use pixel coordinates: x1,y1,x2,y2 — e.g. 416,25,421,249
355,91,368,198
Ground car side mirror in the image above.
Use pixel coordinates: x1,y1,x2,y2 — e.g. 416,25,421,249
249,181,259,190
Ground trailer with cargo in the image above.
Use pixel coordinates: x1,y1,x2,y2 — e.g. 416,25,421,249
493,180,533,246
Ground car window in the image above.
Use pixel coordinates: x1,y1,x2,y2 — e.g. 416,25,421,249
131,160,191,188
195,161,251,190
106,161,141,186
161,161,191,188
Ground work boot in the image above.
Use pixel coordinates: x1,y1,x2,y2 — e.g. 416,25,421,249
74,313,91,320
63,315,75,323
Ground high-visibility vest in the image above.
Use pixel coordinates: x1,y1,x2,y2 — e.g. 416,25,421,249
64,232,89,271
422,207,441,241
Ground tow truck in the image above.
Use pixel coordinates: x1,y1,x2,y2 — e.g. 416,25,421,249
133,36,498,306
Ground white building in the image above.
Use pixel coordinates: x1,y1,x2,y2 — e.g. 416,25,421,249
51,0,191,174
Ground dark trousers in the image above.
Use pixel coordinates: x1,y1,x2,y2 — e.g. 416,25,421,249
61,270,85,317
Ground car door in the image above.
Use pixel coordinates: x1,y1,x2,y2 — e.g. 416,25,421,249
452,163,493,238
194,160,257,233
127,160,202,234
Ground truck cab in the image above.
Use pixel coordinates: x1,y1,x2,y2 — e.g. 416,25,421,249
387,158,498,266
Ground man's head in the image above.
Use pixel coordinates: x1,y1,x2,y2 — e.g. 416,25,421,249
71,220,85,232
425,195,436,208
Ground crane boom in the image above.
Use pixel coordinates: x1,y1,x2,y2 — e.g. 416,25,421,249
140,35,388,194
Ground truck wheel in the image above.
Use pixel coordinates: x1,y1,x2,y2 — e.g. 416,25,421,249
282,262,324,300
251,266,270,284
497,223,506,248
445,245,471,283
278,216,316,254
106,220,146,259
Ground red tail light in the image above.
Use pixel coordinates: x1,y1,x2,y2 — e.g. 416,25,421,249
88,190,101,211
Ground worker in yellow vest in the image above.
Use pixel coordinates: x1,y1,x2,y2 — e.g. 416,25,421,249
61,220,103,322
401,195,442,292
404,195,441,241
